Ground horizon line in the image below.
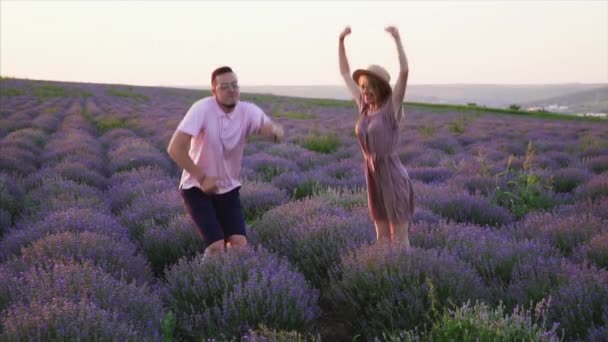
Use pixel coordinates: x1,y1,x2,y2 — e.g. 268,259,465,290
2,75,607,89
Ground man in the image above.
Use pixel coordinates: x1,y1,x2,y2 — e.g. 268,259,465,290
167,66,284,257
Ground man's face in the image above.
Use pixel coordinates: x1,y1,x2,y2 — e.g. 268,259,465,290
212,72,240,108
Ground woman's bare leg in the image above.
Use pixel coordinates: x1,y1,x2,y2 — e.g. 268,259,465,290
390,222,410,249
374,220,391,243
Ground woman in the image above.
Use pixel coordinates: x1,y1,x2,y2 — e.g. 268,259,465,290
339,26,415,247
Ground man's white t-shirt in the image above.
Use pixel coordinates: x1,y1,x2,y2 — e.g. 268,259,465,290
176,97,270,194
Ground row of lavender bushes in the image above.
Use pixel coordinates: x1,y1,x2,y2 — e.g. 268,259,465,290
1,78,607,340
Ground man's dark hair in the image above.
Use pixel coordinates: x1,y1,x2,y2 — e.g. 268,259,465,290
211,66,234,86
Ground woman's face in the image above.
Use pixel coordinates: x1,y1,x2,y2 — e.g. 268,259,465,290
358,75,377,105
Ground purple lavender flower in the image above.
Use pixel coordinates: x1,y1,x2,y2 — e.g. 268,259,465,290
551,167,591,193
253,198,374,288
547,262,608,341
327,244,490,337
26,160,109,190
574,232,608,269
0,127,46,154
585,155,608,174
1,298,143,340
119,189,184,241
408,166,455,184
0,208,128,260
20,176,109,221
107,137,172,173
575,172,608,201
0,145,39,176
515,211,606,256
3,262,164,339
240,180,289,221
0,171,25,226
163,246,320,340
426,192,514,227
413,220,560,307
3,231,154,285
107,171,174,213
140,214,205,276
242,152,300,182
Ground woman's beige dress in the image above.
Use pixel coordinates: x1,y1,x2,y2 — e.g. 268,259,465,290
355,96,415,224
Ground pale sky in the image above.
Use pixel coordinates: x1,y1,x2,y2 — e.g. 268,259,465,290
1,1,607,87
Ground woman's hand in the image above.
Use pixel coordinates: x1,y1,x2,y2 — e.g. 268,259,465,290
385,26,400,40
339,26,352,41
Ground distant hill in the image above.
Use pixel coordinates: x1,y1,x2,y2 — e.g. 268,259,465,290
520,86,608,114
198,84,607,113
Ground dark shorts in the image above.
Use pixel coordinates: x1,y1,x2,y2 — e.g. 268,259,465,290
180,186,247,245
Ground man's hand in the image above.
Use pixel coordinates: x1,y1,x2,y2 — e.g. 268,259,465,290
198,176,219,194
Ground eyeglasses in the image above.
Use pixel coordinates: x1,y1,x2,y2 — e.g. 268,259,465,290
217,82,239,91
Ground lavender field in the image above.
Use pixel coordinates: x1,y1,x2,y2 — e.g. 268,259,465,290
0,77,607,341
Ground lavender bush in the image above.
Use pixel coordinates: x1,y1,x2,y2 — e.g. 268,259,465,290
0,208,128,260
574,232,608,269
21,176,109,220
140,214,205,276
415,300,559,342
163,246,320,340
547,263,608,340
327,244,490,338
240,180,290,221
575,172,608,201
551,167,591,193
514,211,606,256
3,262,164,339
241,325,321,342
412,221,560,306
107,169,174,213
254,200,374,288
426,193,514,227
242,152,299,182
0,172,25,229
26,160,109,189
3,231,153,284
1,298,143,341
119,189,184,241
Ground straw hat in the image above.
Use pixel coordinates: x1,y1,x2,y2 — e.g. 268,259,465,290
352,64,392,93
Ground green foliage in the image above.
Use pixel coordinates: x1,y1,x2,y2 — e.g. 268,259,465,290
301,127,341,154
305,98,352,108
0,88,25,96
492,142,556,218
448,114,477,135
509,104,521,111
95,117,130,133
475,151,494,177
32,84,67,97
107,87,149,101
427,300,557,342
293,181,325,200
243,325,321,342
161,311,176,342
417,123,436,137
380,300,558,342
405,101,596,121
271,103,316,120
314,187,367,212
276,111,316,120
579,132,606,152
